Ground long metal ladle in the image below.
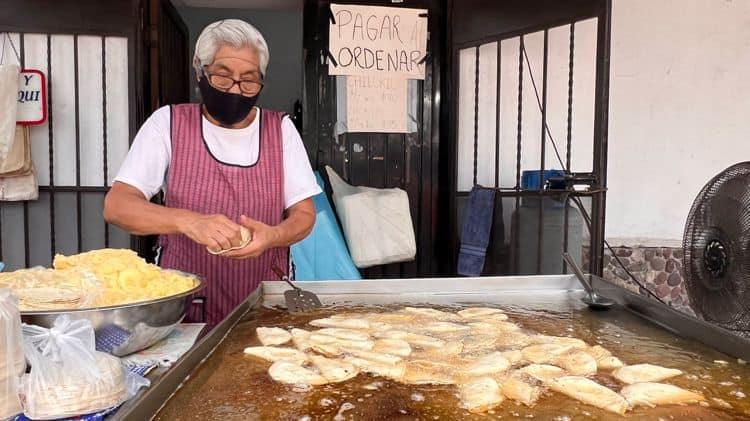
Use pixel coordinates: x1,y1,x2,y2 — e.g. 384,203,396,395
563,252,615,310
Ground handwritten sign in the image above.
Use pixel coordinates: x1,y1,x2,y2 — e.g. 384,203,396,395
346,74,407,133
329,3,427,79
17,69,47,125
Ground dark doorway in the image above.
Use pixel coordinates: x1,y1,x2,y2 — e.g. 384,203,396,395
302,0,446,278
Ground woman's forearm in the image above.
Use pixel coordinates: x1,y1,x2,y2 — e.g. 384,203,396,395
103,182,195,236
270,198,316,247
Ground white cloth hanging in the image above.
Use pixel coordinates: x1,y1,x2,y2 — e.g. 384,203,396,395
0,121,37,201
0,33,20,168
0,125,31,176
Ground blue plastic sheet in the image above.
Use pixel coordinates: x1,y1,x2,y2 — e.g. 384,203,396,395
290,172,361,281
95,325,131,354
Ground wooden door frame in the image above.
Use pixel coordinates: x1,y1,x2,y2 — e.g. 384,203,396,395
147,0,190,111
138,0,191,261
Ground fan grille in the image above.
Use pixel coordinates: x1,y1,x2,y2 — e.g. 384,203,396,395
683,162,750,336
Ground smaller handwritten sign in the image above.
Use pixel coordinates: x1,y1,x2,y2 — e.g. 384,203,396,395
346,74,407,133
17,69,47,125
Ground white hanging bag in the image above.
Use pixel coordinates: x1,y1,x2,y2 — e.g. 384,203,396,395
325,166,416,268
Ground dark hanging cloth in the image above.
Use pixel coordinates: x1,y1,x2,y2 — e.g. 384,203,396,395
457,185,496,277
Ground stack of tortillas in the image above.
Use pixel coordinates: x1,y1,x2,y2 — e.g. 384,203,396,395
207,226,252,255
13,287,86,311
0,268,99,311
23,352,127,419
0,290,25,420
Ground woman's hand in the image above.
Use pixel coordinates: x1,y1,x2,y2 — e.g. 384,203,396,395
222,215,281,259
178,212,245,253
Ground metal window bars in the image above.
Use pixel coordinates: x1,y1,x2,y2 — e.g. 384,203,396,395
452,14,611,276
0,32,130,270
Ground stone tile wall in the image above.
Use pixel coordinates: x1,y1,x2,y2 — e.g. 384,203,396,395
582,245,694,315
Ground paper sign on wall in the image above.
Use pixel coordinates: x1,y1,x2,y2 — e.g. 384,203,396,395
17,69,47,125
329,3,428,79
346,74,407,133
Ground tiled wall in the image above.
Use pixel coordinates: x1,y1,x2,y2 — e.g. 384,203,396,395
583,245,694,315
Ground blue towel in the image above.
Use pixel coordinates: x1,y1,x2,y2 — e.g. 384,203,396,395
483,192,506,275
290,172,361,281
457,186,496,277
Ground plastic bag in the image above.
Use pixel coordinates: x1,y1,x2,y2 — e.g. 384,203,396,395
325,166,416,268
290,172,361,280
21,315,149,420
0,289,24,420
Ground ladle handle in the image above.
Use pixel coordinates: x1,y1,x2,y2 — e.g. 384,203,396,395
562,252,595,294
271,264,298,290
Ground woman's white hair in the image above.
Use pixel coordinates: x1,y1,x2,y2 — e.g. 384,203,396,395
192,19,270,77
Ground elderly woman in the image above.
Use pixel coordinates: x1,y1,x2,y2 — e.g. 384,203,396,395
104,19,320,327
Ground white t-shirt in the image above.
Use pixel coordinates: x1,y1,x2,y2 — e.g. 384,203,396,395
114,106,322,209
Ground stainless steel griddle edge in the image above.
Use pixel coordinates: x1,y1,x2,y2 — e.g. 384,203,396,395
111,274,750,421
111,287,264,421
593,276,750,361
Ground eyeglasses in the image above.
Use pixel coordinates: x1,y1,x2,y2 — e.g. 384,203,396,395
203,68,263,96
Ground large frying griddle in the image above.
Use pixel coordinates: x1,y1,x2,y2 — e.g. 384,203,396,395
110,274,750,420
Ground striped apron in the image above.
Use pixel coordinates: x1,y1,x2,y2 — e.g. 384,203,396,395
159,104,288,328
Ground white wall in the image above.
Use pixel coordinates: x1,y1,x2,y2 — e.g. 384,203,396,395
607,0,750,245
457,0,750,246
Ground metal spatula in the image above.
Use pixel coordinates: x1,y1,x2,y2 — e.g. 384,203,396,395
271,265,322,312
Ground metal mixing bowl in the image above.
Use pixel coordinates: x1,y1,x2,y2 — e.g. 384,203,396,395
20,273,205,357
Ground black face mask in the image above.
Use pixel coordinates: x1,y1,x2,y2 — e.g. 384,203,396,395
198,76,259,126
